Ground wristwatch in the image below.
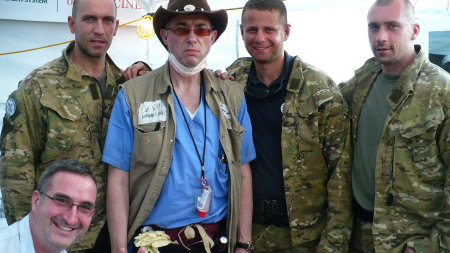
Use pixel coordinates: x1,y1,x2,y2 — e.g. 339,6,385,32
235,241,255,251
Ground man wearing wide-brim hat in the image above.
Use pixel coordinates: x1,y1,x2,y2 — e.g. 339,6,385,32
103,0,256,252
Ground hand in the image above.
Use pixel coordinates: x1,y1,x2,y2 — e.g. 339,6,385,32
123,61,151,80
137,247,146,253
403,246,414,253
111,248,127,253
234,248,249,253
214,69,234,81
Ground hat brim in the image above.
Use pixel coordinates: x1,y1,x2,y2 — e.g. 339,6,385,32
153,6,228,51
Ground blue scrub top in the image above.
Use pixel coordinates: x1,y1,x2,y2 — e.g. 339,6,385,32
103,88,256,228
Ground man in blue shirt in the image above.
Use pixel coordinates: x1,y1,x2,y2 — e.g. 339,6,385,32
102,0,256,252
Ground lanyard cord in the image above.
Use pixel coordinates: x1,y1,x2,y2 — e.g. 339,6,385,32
171,76,207,182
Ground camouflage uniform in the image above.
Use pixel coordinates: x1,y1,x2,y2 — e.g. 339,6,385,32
0,42,123,251
339,45,450,253
227,56,352,252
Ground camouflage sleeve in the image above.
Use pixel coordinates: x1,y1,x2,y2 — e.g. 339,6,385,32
316,88,353,252
338,78,355,106
401,91,450,252
1,81,45,223
437,92,450,251
226,57,252,83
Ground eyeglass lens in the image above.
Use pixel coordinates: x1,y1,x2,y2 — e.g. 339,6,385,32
168,27,212,36
41,192,95,216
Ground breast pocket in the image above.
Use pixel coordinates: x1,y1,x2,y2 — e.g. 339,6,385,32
40,94,84,163
399,107,444,170
133,121,166,169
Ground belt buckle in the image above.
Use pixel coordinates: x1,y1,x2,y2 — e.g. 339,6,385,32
264,199,278,216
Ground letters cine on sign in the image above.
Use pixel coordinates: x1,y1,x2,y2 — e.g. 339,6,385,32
0,0,146,25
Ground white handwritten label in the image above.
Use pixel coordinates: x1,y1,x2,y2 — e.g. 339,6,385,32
138,100,167,125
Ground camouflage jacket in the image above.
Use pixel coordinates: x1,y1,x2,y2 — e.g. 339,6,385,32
227,57,352,252
0,42,123,251
339,46,450,253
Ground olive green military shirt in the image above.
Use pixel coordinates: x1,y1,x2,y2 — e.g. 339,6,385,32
353,73,398,212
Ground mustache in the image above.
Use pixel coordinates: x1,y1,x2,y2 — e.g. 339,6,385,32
374,42,391,49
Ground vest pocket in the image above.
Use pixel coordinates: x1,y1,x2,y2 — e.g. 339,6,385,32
398,107,444,169
133,122,165,169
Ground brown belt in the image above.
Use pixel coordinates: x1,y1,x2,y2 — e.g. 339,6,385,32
151,221,224,247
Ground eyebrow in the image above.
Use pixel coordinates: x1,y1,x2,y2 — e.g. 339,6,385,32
172,20,210,27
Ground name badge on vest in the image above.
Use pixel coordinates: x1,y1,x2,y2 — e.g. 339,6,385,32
138,100,167,125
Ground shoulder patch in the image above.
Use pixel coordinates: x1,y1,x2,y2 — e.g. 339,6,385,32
5,97,17,117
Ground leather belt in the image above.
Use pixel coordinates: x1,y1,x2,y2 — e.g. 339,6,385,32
253,199,289,227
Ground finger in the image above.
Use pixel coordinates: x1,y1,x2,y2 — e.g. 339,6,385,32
137,70,150,76
123,67,133,80
214,69,223,77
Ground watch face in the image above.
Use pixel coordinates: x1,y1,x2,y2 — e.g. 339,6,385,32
237,241,255,251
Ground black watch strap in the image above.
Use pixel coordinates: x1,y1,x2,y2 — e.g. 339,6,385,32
236,241,255,251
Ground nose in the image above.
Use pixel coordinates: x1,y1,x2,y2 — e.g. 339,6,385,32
254,29,266,43
93,20,106,35
376,26,388,42
186,29,198,43
62,205,79,225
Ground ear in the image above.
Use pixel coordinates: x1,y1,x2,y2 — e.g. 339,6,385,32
113,19,120,36
283,24,291,41
160,29,169,46
68,16,76,34
240,24,244,40
31,190,41,212
210,30,218,44
411,23,420,40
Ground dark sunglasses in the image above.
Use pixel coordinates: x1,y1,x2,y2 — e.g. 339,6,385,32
167,26,212,37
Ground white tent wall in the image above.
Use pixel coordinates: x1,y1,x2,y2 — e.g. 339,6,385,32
0,19,148,102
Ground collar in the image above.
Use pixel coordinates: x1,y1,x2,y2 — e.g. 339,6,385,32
23,214,68,253
157,62,222,96
387,45,425,105
352,45,426,109
246,51,295,99
63,42,122,82
18,215,35,253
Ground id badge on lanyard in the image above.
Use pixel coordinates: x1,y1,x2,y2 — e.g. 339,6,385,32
197,176,212,217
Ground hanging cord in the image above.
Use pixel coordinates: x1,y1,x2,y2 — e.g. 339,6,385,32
170,76,207,182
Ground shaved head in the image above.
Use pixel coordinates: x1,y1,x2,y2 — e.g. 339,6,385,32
371,0,415,25
72,0,117,18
